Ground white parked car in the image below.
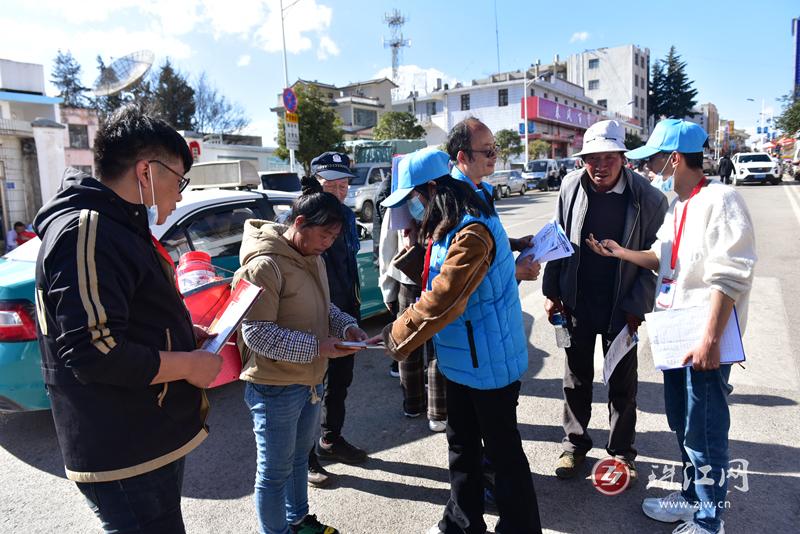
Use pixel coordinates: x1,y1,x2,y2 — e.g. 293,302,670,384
343,163,391,222
731,152,782,186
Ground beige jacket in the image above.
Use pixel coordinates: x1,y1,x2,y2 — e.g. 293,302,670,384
234,220,330,386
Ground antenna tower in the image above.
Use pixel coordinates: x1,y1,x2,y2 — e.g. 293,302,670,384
383,9,410,83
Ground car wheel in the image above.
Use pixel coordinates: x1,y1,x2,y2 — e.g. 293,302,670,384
360,201,374,222
519,186,525,196
502,186,510,198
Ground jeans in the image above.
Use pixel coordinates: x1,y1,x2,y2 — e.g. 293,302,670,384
76,458,186,534
439,379,542,534
245,382,323,534
663,365,733,533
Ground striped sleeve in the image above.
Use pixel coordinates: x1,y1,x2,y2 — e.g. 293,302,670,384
44,210,160,387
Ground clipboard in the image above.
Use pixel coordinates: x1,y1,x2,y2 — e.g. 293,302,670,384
200,279,263,354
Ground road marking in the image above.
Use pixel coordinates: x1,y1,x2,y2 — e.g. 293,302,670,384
784,185,800,228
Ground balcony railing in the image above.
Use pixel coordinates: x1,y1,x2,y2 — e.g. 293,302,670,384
0,118,33,135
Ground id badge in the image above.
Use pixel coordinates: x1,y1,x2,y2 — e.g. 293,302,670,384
656,277,676,309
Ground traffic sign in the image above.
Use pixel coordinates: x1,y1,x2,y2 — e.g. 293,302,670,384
283,88,298,113
284,111,300,150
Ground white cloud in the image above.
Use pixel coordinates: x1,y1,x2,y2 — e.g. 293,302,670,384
372,65,459,100
569,31,590,43
244,117,279,147
317,36,339,60
237,54,252,67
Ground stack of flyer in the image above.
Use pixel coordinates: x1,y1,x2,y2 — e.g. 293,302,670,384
519,220,574,263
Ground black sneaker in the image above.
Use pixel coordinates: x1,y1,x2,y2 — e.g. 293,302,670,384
308,454,335,488
290,514,339,534
389,361,400,378
316,436,367,465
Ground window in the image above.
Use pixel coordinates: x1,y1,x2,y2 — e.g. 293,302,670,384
74,165,93,175
635,74,639,87
408,104,413,112
461,94,470,111
544,92,549,99
588,80,599,90
184,206,263,261
588,58,599,69
368,167,384,184
554,97,559,103
426,101,436,116
530,88,535,96
598,99,607,108
635,53,639,66
354,108,377,128
634,95,639,108
498,88,508,107
68,124,89,149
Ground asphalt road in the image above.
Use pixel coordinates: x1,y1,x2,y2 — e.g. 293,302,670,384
2,177,799,534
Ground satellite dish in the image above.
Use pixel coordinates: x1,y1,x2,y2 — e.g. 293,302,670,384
92,50,155,96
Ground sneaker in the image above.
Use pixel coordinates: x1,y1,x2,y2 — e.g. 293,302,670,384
389,361,400,378
290,514,339,534
426,526,444,534
317,436,367,465
554,451,585,479
672,520,724,534
308,454,335,488
642,491,700,523
620,458,638,486
404,410,423,418
428,419,446,432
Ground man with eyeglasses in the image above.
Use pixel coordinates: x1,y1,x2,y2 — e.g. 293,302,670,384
542,120,668,483
33,105,222,533
446,118,541,282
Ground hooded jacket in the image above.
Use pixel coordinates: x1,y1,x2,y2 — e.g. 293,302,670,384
33,170,207,483
234,219,332,386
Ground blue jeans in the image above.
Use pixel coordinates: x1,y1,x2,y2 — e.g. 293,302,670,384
76,458,186,534
245,382,323,534
663,365,733,533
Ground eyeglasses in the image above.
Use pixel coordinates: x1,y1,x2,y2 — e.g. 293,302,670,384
471,146,498,159
646,152,670,165
149,160,190,192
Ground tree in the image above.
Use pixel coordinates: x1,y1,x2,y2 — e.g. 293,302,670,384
51,50,91,108
495,129,523,168
528,139,551,159
372,111,425,140
275,84,344,176
625,132,645,150
192,72,250,134
151,59,195,130
648,60,665,121
650,46,698,120
775,94,800,137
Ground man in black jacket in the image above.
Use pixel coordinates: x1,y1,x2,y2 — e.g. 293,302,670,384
718,153,735,185
542,120,667,483
34,105,221,533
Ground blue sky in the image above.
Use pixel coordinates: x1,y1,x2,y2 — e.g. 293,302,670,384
2,0,797,146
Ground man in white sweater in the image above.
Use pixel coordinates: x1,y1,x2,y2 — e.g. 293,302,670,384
585,119,756,534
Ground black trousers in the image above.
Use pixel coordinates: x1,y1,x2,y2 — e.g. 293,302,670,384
440,379,542,534
561,319,638,460
320,354,355,441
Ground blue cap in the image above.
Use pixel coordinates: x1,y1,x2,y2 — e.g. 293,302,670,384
381,148,451,208
625,119,709,160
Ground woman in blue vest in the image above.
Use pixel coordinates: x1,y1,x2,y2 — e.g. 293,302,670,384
375,147,542,534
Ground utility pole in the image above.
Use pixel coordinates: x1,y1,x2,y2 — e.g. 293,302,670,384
494,0,501,73
279,0,295,173
523,69,530,168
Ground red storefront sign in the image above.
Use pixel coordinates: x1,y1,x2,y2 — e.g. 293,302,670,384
521,96,597,130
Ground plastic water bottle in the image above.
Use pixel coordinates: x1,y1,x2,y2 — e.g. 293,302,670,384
552,312,571,348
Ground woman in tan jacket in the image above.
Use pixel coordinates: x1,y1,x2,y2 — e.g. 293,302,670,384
234,178,367,534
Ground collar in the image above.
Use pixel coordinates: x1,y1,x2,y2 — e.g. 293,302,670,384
450,165,481,190
588,169,627,194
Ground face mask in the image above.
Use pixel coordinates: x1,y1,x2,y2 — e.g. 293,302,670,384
137,164,159,226
652,153,675,193
407,195,426,222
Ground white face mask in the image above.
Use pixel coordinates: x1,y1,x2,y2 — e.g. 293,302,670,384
137,163,159,226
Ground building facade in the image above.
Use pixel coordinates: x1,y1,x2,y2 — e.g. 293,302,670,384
61,107,99,177
180,130,290,173
272,78,397,141
567,44,650,133
392,67,610,162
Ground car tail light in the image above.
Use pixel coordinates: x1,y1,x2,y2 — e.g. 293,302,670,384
0,300,38,342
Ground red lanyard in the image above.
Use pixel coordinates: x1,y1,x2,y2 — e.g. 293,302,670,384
150,234,175,270
420,239,433,292
671,179,707,270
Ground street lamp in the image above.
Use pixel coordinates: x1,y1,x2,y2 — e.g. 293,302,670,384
522,69,532,168
279,0,296,173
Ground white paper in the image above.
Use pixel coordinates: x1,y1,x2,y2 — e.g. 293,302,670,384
644,306,745,371
602,328,639,385
200,279,263,354
519,219,574,263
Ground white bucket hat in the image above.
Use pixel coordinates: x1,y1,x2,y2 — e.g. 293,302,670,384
574,120,627,156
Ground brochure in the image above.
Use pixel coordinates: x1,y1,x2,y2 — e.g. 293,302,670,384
335,341,386,350
519,219,574,263
200,279,263,354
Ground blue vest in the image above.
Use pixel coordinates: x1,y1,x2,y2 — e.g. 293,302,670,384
428,212,528,389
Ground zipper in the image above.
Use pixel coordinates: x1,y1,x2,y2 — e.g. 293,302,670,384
607,200,641,333
465,320,479,368
157,328,173,407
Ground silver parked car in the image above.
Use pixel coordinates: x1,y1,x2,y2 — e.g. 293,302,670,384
487,170,526,198
344,163,391,222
